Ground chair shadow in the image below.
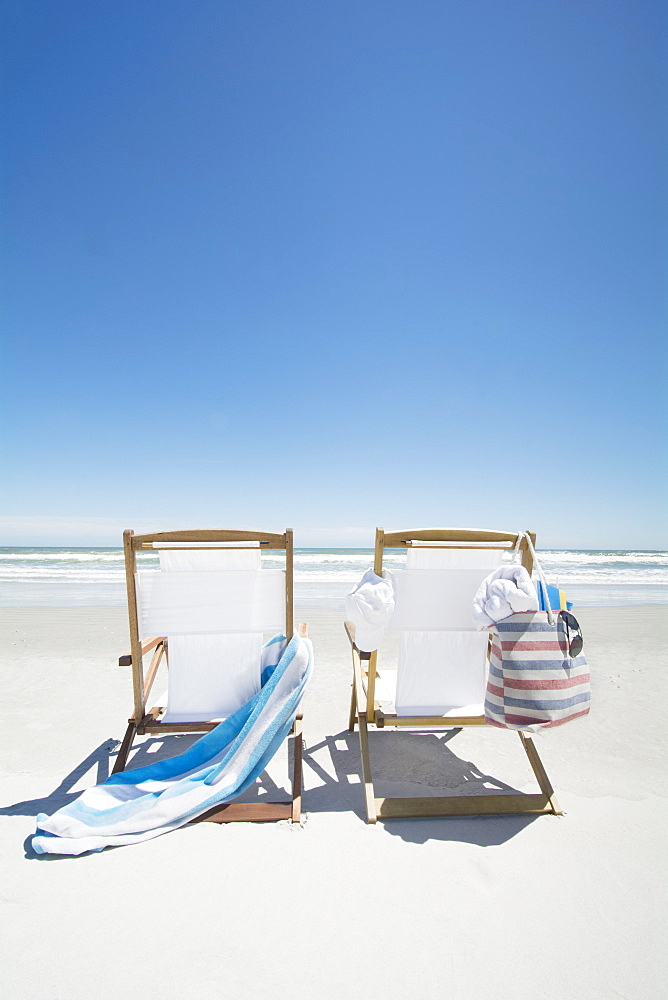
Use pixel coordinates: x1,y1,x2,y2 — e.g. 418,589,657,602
10,728,542,857
121,735,292,805
3,739,121,823
6,733,293,860
302,729,542,846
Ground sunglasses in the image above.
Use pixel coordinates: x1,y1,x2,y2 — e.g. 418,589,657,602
559,610,584,657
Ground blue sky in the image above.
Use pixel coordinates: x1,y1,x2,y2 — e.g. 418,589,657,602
2,0,666,548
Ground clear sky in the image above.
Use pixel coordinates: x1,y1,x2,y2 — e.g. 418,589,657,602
1,1,666,548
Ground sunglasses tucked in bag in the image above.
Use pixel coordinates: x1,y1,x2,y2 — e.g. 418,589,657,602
484,536,591,731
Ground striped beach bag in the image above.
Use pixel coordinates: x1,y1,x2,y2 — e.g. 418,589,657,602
484,534,590,731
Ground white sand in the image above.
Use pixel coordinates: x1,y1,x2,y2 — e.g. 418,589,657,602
1,605,667,1000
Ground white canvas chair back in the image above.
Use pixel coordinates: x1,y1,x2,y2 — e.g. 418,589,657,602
391,545,504,715
130,534,290,723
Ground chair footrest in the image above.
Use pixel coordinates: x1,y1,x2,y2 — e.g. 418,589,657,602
194,802,293,824
375,793,558,818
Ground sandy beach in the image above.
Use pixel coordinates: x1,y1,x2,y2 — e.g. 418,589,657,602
1,604,667,1000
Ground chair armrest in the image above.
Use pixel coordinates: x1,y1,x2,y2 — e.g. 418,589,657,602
118,636,165,666
344,620,371,659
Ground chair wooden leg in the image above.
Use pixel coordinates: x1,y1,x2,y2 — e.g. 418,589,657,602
291,712,304,823
112,721,137,774
357,713,377,824
348,668,358,732
519,732,563,815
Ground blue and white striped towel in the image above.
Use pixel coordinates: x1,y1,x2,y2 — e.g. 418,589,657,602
33,632,313,855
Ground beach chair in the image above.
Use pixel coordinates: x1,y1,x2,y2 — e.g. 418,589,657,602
115,528,306,824
346,528,562,823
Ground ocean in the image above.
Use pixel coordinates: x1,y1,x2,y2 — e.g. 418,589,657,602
0,547,666,609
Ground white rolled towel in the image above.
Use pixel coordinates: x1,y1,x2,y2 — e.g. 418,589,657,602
345,568,396,652
473,565,539,629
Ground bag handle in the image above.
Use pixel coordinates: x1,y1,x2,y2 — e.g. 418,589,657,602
517,532,556,626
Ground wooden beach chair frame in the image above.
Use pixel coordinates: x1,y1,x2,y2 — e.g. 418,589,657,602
346,528,562,823
115,528,305,824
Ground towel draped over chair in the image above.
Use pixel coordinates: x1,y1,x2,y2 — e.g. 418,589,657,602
33,632,313,855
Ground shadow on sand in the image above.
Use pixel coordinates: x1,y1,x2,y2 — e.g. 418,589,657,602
302,728,546,846
8,725,547,858
5,733,296,860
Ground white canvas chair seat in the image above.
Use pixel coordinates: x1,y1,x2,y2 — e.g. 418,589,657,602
346,528,562,823
158,633,263,723
372,666,485,719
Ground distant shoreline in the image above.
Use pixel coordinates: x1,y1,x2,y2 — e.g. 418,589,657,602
1,546,666,609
